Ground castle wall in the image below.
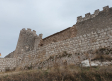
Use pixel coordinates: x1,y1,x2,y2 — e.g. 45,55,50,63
41,25,77,46
76,6,112,36
4,5,112,70
17,26,112,69
0,58,16,72
16,46,47,69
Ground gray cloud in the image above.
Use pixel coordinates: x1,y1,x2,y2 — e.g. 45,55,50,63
0,0,112,57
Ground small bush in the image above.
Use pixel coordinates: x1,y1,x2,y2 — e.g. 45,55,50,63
5,67,10,72
25,64,33,70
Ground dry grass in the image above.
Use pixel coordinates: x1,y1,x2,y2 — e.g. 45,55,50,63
91,55,112,61
0,64,112,81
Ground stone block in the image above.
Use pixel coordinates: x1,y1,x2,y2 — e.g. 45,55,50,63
108,38,112,42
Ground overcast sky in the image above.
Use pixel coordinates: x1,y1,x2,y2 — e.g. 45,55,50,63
0,0,112,57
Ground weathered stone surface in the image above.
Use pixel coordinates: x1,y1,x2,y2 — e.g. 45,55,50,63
2,6,112,72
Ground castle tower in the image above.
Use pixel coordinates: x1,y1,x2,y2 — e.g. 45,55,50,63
14,28,42,57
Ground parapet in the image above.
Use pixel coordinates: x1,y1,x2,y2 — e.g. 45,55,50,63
77,5,110,23
84,13,91,20
20,28,26,32
103,6,109,11
22,28,26,31
20,28,39,37
77,16,83,22
94,9,100,15
27,28,31,31
39,34,43,39
33,30,37,35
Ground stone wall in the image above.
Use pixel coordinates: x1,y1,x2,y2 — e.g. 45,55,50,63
41,25,77,46
16,26,112,69
16,46,47,69
44,27,112,60
0,58,16,72
76,6,112,36
4,5,112,70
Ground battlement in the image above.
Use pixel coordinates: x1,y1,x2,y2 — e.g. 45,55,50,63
27,28,31,31
103,6,109,11
20,28,38,36
77,6,110,23
33,30,36,35
20,28,43,39
22,28,26,31
39,34,43,39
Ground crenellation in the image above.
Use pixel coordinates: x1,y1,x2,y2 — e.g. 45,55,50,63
33,30,36,34
103,6,109,11
39,34,43,39
94,9,100,15
77,10,100,23
76,6,110,23
22,28,26,31
85,13,91,20
27,28,31,31
77,16,83,22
